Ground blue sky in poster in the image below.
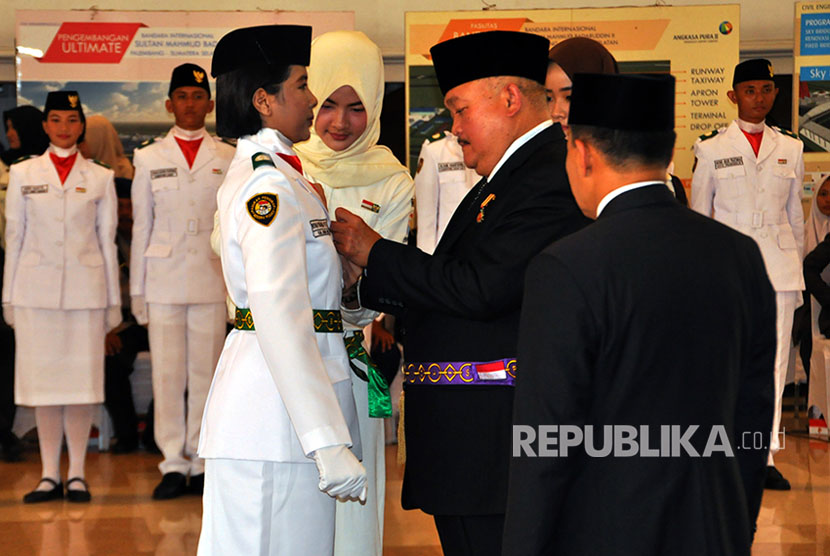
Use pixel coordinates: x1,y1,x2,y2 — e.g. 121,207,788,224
18,80,216,125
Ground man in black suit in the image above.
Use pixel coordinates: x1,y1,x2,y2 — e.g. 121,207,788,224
331,30,589,556
503,73,775,556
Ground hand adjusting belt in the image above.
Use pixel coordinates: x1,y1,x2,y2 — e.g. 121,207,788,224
234,307,343,333
403,358,517,386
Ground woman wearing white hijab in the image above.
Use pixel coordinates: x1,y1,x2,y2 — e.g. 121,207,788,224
296,30,414,556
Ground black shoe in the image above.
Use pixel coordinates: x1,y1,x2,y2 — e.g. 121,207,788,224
23,478,63,504
765,466,791,490
187,473,204,495
152,472,187,500
1,434,23,462
65,477,91,503
110,436,139,454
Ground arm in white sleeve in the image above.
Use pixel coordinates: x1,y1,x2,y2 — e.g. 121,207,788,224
414,140,440,254
239,170,352,456
788,146,806,258
129,152,153,297
98,170,121,307
690,142,716,218
2,165,25,305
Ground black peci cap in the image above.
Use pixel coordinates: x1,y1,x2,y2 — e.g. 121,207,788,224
732,58,774,87
568,73,675,131
429,31,550,96
44,91,84,115
211,25,312,78
169,63,211,98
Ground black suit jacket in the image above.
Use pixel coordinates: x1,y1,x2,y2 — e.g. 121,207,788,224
361,123,590,515
503,184,775,555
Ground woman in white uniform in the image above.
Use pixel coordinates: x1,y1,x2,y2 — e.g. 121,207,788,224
197,25,367,555
295,30,414,556
2,91,121,503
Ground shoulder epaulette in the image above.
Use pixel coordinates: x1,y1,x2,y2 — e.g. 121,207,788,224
251,152,275,170
91,159,111,169
219,137,236,147
11,154,36,165
774,126,801,141
427,131,447,144
136,138,158,150
697,129,720,142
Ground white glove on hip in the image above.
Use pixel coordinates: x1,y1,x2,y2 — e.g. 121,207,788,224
106,306,122,331
131,296,149,325
313,444,367,502
2,305,13,328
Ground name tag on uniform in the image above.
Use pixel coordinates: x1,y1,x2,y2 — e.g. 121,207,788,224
438,161,465,172
75,186,86,193
212,168,224,175
309,219,330,238
778,158,788,165
714,157,743,170
151,168,178,179
21,184,48,195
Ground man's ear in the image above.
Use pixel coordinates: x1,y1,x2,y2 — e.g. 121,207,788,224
726,90,737,105
165,98,173,114
503,82,522,117
573,137,592,177
252,88,272,117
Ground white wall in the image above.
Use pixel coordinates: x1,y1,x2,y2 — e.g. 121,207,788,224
0,0,801,81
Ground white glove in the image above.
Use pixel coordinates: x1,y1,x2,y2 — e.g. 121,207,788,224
2,305,13,328
313,444,367,502
106,306,122,331
131,296,149,325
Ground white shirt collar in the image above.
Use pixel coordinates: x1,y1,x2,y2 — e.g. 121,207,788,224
48,143,78,157
172,125,206,141
736,118,765,134
596,181,664,217
487,120,553,182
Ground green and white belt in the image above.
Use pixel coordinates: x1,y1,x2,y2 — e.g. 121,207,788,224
234,307,343,333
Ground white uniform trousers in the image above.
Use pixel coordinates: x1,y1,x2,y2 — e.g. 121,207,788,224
769,291,797,464
149,302,226,476
198,459,335,556
334,372,385,556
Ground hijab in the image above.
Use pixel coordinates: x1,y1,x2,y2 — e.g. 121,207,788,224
2,105,49,166
547,37,619,79
295,30,407,188
82,115,134,179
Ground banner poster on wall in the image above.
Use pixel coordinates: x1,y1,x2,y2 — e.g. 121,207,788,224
405,6,740,188
794,1,830,198
15,10,354,153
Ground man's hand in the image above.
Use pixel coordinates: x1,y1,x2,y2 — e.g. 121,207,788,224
371,320,395,352
105,332,123,356
330,208,381,267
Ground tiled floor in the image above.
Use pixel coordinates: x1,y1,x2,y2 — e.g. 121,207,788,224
0,435,825,555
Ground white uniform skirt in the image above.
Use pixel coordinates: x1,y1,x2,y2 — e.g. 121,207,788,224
14,307,105,406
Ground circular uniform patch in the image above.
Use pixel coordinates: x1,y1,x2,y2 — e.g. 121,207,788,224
246,193,279,226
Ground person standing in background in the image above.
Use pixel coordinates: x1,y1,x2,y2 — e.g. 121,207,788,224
0,105,49,461
3,91,121,503
131,63,234,500
104,178,150,454
413,129,477,254
692,59,804,490
1,106,50,246
295,30,414,556
79,115,134,180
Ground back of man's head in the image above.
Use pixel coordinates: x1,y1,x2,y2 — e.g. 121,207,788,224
569,73,676,171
